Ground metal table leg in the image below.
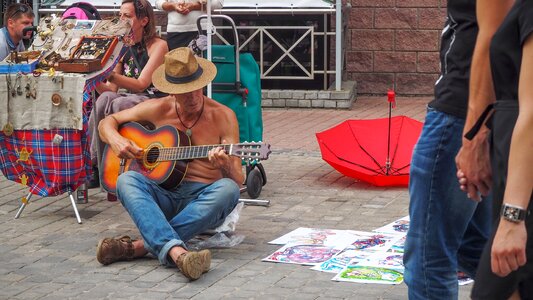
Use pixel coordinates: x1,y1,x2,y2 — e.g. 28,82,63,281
14,192,33,219
68,191,82,224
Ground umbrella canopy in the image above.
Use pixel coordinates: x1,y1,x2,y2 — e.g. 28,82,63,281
316,116,423,187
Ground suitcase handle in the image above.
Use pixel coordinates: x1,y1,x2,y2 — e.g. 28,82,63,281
196,14,241,84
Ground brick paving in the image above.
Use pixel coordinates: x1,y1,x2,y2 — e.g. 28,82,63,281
0,96,473,299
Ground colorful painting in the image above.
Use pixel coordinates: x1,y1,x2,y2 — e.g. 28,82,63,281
269,228,354,246
263,244,341,265
311,249,372,273
333,265,404,284
387,235,406,253
350,231,404,252
357,252,405,272
373,216,410,235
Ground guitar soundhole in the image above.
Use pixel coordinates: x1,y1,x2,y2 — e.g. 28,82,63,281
146,147,160,164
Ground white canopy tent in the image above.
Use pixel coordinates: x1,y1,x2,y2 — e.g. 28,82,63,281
48,0,332,8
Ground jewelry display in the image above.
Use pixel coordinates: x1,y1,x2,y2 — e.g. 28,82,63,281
92,17,129,36
6,72,16,97
58,36,119,73
52,134,64,146
2,122,14,136
24,77,37,99
51,93,62,106
14,73,22,96
3,74,14,136
5,50,42,64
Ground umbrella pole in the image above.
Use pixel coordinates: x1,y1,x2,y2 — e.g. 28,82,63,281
386,101,392,175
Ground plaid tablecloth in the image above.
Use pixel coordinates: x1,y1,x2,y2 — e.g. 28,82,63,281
0,47,126,197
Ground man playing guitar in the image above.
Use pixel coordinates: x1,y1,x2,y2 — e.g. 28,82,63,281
95,47,244,281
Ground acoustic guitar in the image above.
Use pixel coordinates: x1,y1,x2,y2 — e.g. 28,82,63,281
100,122,271,194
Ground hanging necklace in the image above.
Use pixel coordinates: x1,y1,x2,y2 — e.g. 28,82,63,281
175,97,205,137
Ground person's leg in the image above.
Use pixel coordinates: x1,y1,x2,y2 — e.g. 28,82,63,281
404,108,488,300
167,31,198,50
457,192,492,276
89,91,120,164
116,172,239,266
168,178,240,243
115,171,188,265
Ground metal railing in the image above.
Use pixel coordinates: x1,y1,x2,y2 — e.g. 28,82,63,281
212,19,335,89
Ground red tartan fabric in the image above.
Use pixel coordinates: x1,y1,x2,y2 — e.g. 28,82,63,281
0,46,126,197
0,129,89,197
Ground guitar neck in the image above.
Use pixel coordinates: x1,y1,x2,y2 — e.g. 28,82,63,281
157,144,234,161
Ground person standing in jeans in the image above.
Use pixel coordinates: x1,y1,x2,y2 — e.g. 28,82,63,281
403,0,513,298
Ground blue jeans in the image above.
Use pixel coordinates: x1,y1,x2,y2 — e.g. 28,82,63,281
403,108,492,300
116,171,240,266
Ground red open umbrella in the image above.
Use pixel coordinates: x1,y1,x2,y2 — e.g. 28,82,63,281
316,115,423,187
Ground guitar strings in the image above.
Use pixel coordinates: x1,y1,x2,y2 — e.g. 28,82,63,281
143,144,261,161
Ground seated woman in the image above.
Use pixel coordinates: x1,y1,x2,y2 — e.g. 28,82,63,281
88,0,168,188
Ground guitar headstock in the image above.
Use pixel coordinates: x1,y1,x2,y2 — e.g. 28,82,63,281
230,142,272,163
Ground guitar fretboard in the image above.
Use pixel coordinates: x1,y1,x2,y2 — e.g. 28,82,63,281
156,144,234,161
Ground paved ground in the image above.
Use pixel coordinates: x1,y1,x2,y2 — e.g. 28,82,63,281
0,96,473,299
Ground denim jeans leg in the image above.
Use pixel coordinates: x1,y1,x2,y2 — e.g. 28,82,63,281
116,171,186,266
403,108,491,300
117,173,240,267
169,178,240,243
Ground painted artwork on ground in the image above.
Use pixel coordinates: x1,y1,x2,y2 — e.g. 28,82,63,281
332,264,404,285
311,249,372,273
263,244,341,265
373,216,410,235
356,252,405,272
387,235,406,253
268,227,357,247
349,231,404,252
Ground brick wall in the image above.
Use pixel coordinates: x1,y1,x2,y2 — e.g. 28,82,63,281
346,0,447,96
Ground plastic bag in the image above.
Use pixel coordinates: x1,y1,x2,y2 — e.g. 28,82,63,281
187,232,245,251
212,202,244,233
186,202,245,250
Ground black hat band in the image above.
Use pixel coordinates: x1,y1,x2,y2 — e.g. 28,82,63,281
165,66,203,84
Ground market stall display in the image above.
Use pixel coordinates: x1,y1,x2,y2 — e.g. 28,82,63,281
0,17,131,223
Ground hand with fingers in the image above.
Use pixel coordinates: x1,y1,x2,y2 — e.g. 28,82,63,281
207,142,231,171
491,220,527,277
455,134,492,201
110,136,144,160
174,1,191,14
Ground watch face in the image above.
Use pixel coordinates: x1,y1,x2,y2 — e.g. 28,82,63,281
507,207,520,219
502,205,526,222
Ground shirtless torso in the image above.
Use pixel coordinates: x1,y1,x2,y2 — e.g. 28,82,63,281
98,89,244,187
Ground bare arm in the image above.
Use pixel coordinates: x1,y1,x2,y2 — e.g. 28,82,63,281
456,0,514,201
106,39,168,93
207,107,244,186
491,34,533,277
98,98,170,159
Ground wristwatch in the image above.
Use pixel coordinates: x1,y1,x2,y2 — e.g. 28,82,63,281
501,203,527,223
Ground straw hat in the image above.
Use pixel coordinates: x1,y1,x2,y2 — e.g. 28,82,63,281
152,47,217,94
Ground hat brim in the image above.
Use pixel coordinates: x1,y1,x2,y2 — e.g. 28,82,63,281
152,56,217,94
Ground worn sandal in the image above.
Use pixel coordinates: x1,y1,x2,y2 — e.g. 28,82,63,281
96,235,135,265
